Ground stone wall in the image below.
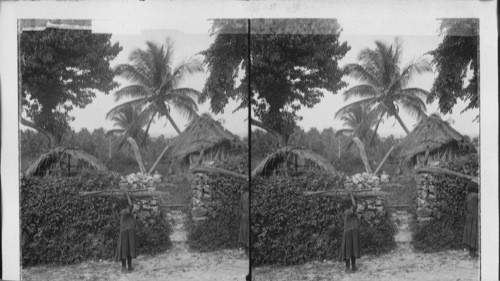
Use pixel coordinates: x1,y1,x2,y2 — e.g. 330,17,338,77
119,172,165,223
344,172,390,226
415,173,437,224
190,172,212,223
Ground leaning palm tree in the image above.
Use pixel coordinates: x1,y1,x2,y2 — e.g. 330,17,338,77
335,103,380,150
336,39,432,136
106,103,151,150
107,38,204,137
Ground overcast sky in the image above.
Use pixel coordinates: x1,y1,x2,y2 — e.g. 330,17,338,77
65,17,479,139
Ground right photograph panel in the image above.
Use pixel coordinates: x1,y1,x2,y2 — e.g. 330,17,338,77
250,18,480,280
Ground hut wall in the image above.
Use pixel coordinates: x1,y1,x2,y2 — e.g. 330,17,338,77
415,173,437,225
345,173,388,227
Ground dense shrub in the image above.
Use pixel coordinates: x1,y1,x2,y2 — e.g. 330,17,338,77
252,172,396,266
21,172,171,266
412,154,479,252
104,152,139,175
333,152,366,175
187,159,247,252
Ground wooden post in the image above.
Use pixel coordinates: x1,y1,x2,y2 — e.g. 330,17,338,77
191,166,247,180
416,166,478,182
373,145,395,175
79,189,170,199
352,137,372,174
108,138,112,159
303,190,390,198
148,142,172,174
338,138,340,158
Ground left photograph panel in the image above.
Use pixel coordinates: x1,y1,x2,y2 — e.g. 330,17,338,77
19,18,249,280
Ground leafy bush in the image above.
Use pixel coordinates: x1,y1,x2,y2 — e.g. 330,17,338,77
412,154,479,252
104,151,138,175
252,172,396,266
333,152,365,175
21,172,171,266
187,159,246,252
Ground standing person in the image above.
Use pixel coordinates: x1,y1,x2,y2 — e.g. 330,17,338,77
463,180,479,258
116,191,137,273
238,181,250,257
338,192,360,273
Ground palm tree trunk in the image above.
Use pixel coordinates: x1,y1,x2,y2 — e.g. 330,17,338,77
393,112,411,135
164,111,182,135
368,112,385,147
147,111,181,174
140,112,157,147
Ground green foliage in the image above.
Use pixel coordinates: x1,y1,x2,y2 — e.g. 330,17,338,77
412,154,479,252
429,19,479,114
252,172,396,266
187,160,246,252
21,27,122,142
21,172,171,266
202,19,350,141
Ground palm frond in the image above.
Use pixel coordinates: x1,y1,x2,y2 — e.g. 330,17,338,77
343,84,380,101
113,85,153,102
105,98,150,120
398,58,432,88
344,63,382,89
115,64,152,89
334,98,377,119
396,92,428,120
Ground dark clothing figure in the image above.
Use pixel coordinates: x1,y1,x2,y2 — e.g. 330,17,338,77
339,208,360,263
116,209,137,261
463,182,479,257
116,193,137,273
238,191,250,248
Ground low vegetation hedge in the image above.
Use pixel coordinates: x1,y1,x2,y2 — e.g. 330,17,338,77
252,172,396,266
187,160,246,252
21,172,171,266
412,154,479,252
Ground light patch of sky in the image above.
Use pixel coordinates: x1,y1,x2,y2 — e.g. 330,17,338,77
67,19,249,139
296,18,479,138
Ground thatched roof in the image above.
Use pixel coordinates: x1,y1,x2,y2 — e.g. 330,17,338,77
168,114,241,159
252,146,337,177
25,146,107,177
396,113,467,158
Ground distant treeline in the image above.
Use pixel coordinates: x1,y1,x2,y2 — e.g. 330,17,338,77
251,127,403,175
20,128,172,173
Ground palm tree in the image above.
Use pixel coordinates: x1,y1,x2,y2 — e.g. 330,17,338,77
107,38,204,137
336,39,432,136
106,103,151,150
335,103,379,150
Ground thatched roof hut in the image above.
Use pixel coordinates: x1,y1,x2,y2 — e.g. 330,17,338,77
252,146,337,177
396,113,476,171
25,146,107,177
166,114,243,169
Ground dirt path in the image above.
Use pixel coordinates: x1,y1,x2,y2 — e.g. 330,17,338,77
22,210,248,281
252,207,479,281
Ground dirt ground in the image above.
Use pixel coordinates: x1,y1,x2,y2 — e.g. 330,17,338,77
22,210,249,281
251,247,479,281
252,180,479,281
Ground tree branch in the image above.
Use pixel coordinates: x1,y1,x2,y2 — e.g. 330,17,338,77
20,117,57,148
